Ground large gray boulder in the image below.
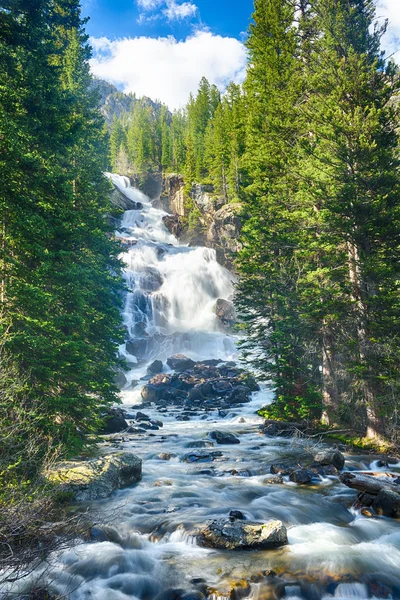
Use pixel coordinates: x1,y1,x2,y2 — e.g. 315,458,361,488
314,449,345,470
166,354,195,372
215,299,236,330
196,518,288,550
45,452,142,501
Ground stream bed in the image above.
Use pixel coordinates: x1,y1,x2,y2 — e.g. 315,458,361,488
9,176,400,600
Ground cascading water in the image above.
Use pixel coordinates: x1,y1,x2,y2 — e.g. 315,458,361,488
7,177,400,600
108,173,237,385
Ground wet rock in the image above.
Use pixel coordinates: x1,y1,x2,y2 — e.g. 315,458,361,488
263,475,284,485
376,457,399,467
110,186,143,211
215,298,236,330
147,360,164,375
136,411,151,421
228,385,253,405
209,430,240,445
181,451,223,463
158,453,177,460
151,419,163,428
314,449,345,470
163,214,183,237
270,464,296,476
167,354,195,372
45,452,142,501
373,488,400,518
230,581,251,600
100,408,128,434
229,510,246,520
289,468,313,485
126,337,149,359
195,518,288,550
309,463,339,477
127,427,147,434
114,370,128,388
141,374,171,402
186,441,215,449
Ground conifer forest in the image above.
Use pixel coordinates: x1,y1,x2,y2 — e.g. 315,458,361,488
1,1,400,598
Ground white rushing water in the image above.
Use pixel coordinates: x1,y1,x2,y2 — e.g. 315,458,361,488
107,173,237,387
6,176,400,600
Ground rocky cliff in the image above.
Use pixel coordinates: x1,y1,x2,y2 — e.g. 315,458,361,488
157,174,242,270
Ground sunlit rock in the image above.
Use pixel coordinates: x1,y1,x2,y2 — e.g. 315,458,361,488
195,518,288,550
44,452,142,501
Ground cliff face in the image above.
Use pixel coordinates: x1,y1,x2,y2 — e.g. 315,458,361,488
158,174,242,270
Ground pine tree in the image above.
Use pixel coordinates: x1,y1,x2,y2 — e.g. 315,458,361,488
0,0,124,454
296,0,400,436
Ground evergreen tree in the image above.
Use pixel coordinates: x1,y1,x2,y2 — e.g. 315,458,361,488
0,0,124,455
296,0,400,436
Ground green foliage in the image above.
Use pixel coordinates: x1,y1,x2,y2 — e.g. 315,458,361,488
237,0,400,440
0,0,124,472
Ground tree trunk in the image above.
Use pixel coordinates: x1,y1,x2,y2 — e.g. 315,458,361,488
321,326,339,425
347,240,384,438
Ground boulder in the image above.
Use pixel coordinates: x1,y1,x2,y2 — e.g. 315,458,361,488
229,510,246,520
215,298,236,329
289,468,313,485
147,360,164,375
110,187,143,211
270,464,296,476
314,449,345,470
45,452,142,501
373,488,400,518
209,430,240,445
196,518,288,550
181,451,223,463
114,370,128,389
163,214,183,237
100,408,128,434
136,411,151,421
227,385,252,404
167,354,195,372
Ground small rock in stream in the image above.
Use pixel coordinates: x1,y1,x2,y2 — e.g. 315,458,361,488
186,441,215,449
136,411,151,421
195,518,288,550
181,451,223,463
289,468,313,484
229,510,246,520
209,430,240,445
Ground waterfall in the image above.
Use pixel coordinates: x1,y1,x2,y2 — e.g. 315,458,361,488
106,173,238,383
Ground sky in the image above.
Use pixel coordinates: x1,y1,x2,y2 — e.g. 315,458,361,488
84,0,400,111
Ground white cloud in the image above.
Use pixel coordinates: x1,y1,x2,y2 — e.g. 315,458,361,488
163,1,197,21
137,0,163,9
136,0,198,22
90,31,247,110
376,0,400,59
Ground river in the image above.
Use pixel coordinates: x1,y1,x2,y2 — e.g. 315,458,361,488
10,176,400,600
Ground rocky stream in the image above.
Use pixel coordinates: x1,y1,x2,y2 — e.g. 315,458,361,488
7,176,400,600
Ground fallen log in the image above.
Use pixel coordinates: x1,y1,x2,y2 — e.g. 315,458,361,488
340,471,400,496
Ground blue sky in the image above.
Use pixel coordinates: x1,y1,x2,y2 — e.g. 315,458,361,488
86,0,400,110
82,0,254,41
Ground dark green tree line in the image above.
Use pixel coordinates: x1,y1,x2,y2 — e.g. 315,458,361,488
0,0,123,492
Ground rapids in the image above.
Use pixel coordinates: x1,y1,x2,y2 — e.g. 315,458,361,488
7,176,400,600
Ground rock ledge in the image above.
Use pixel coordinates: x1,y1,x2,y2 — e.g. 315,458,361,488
44,452,142,501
